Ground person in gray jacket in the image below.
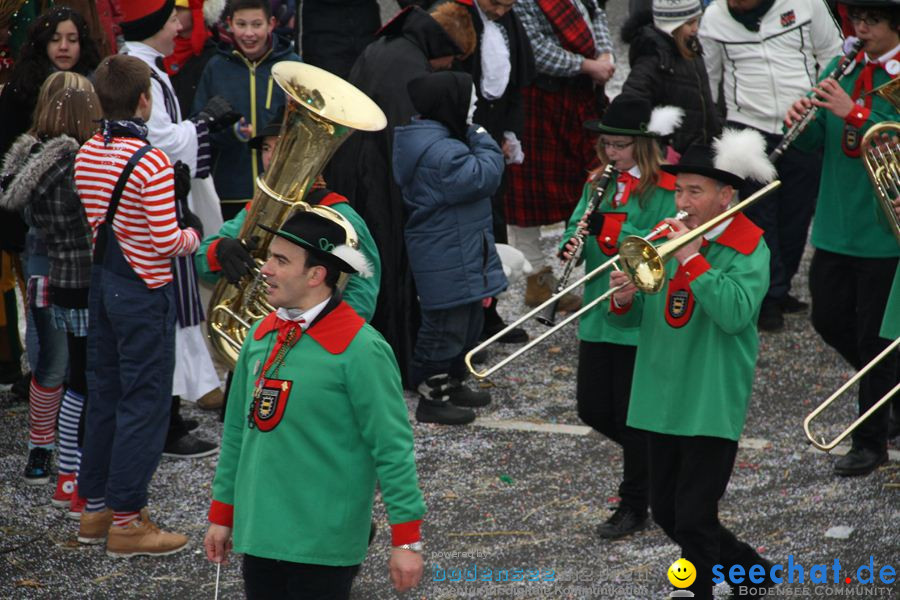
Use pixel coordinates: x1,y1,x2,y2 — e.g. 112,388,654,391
393,70,507,426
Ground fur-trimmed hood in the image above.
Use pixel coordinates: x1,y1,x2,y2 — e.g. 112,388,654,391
0,134,80,212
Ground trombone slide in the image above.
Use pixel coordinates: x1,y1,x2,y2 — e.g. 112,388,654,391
803,336,900,452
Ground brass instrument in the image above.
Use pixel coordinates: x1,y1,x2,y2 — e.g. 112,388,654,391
207,62,387,367
860,117,900,245
537,164,618,327
465,211,688,380
769,39,863,163
802,337,900,452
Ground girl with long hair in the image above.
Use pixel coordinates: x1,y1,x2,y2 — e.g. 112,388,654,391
559,94,680,540
0,71,101,518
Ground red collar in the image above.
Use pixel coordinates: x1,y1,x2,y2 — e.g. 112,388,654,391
656,171,676,191
710,213,763,255
253,302,365,354
318,191,348,207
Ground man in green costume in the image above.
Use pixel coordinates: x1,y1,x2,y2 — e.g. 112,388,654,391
609,131,776,600
203,210,424,599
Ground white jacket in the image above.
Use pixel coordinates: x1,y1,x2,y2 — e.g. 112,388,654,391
699,0,843,133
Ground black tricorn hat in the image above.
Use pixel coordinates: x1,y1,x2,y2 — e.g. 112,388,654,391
259,211,370,276
248,108,285,151
584,95,658,137
660,144,746,188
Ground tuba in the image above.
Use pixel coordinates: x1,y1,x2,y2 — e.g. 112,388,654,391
207,62,387,367
861,78,900,245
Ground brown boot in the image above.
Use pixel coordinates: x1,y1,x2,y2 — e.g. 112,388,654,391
106,513,189,558
78,508,113,545
525,267,554,307
525,266,582,311
197,388,224,410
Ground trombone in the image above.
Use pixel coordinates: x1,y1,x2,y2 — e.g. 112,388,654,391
802,337,900,452
465,180,781,379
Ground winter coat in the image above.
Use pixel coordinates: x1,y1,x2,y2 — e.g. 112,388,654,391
300,0,381,80
191,35,300,202
621,11,720,154
393,120,507,310
0,134,87,287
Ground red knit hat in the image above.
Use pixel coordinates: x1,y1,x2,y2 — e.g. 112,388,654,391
120,0,176,42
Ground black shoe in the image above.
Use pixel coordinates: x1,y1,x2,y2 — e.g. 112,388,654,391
596,504,647,539
481,325,529,344
447,378,491,407
833,447,888,477
778,294,809,314
731,558,776,599
162,433,219,458
757,301,784,332
23,447,53,485
416,375,476,425
183,418,199,432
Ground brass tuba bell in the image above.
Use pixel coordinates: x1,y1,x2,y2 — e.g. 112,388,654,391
206,62,387,368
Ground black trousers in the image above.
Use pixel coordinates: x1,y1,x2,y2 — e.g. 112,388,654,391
648,433,763,600
739,127,822,303
576,341,647,514
809,249,899,452
243,554,360,600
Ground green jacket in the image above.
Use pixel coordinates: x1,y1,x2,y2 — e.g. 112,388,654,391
208,301,426,565
611,214,770,441
195,192,381,321
792,56,900,258
882,263,900,340
560,170,677,344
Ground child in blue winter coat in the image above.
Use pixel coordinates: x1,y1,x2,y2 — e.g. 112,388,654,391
393,70,507,426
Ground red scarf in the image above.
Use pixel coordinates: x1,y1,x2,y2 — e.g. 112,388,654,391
612,171,638,208
534,0,596,59
163,0,210,76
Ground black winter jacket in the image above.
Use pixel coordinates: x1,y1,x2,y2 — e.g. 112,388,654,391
621,11,720,154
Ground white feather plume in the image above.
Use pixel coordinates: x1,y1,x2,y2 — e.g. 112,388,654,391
646,106,684,137
332,245,373,278
203,0,228,27
713,128,777,183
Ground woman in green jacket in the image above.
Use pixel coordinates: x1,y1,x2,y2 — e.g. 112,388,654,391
559,95,679,540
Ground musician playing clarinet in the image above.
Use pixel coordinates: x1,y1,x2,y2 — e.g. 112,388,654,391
609,130,776,600
785,0,900,477
559,94,678,540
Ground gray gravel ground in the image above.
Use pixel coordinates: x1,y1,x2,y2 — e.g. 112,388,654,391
2,2,898,598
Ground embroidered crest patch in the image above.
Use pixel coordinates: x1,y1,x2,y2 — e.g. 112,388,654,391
249,378,293,432
665,270,695,328
780,10,795,27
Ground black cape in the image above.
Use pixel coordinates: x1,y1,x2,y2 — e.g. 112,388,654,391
326,7,461,386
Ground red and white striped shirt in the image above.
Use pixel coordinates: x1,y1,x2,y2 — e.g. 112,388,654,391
75,134,200,289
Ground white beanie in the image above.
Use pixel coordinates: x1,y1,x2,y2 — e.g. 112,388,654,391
653,0,703,36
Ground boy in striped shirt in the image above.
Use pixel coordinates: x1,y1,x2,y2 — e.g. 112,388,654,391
74,54,202,558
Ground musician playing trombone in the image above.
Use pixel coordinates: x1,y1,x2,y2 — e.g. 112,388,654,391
608,131,776,600
784,0,900,476
559,95,679,540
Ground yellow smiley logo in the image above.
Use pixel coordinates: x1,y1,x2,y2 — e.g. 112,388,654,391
668,558,696,588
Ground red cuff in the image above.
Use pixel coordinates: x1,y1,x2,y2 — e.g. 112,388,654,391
390,520,422,545
208,499,234,527
845,105,871,129
596,213,626,256
610,297,632,315
206,238,222,273
683,254,711,282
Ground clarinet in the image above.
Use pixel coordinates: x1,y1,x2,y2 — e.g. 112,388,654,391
769,39,865,163
536,164,618,327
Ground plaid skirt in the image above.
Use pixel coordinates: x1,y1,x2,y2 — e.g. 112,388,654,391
506,79,601,226
52,305,89,338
